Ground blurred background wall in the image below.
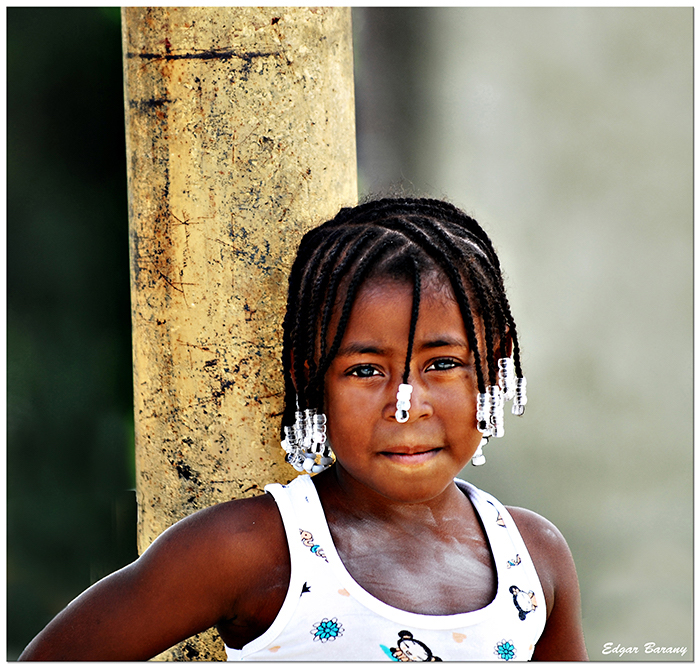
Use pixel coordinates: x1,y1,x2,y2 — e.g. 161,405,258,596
7,7,692,661
354,7,692,660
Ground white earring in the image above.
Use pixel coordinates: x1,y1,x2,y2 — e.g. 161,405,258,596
471,437,488,466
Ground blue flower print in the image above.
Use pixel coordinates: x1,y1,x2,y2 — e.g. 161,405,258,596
494,640,517,661
311,617,344,643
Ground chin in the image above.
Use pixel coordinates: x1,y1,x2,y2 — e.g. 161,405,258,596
373,472,458,504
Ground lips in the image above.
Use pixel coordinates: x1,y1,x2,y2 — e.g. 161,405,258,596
379,446,442,465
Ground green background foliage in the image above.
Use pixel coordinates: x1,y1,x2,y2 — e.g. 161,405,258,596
7,8,137,659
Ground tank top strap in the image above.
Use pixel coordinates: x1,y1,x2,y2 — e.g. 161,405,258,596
455,478,547,635
265,475,334,571
225,475,335,660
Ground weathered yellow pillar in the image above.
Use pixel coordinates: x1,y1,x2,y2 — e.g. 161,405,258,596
122,7,356,660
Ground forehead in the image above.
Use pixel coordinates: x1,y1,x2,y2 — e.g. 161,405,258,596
341,276,468,342
336,264,455,310
353,275,455,311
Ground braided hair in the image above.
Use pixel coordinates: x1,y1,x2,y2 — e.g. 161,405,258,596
281,197,523,438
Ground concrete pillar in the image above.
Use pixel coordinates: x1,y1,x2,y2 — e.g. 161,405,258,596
122,7,356,660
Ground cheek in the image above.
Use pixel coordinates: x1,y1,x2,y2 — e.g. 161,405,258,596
323,387,360,447
434,382,478,427
324,382,384,424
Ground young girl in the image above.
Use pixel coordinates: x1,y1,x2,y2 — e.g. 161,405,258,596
20,198,588,661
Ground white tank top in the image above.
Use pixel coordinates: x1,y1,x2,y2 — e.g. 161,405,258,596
225,474,546,661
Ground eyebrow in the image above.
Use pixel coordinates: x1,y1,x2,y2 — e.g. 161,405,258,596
336,342,387,357
420,337,469,350
336,337,468,358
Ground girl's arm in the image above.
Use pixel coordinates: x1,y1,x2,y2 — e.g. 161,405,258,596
508,506,589,661
19,493,288,661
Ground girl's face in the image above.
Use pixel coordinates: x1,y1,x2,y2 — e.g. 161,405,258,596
323,276,483,504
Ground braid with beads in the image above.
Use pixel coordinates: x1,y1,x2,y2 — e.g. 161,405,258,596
281,197,524,444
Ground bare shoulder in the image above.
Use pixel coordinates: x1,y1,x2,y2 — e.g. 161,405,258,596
506,506,589,661
136,491,291,621
132,490,288,589
506,505,567,544
506,507,570,594
149,490,285,557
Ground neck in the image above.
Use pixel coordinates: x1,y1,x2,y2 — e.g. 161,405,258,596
313,464,471,528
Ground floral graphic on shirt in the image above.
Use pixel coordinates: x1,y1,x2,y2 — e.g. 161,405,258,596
494,639,517,661
509,585,538,620
311,617,344,643
506,554,521,569
380,630,442,661
300,529,328,562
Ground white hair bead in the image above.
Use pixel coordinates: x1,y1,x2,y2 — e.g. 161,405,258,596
395,383,413,423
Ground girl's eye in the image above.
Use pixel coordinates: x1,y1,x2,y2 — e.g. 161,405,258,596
426,358,461,372
347,365,381,378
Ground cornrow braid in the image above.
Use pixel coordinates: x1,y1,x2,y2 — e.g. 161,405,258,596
280,197,526,460
295,226,369,405
316,229,382,363
376,200,516,359
312,231,399,400
385,212,510,389
368,215,490,392
428,213,521,383
431,204,524,378
403,255,421,385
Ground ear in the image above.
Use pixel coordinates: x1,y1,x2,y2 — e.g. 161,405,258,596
503,331,513,358
288,349,311,393
486,329,513,370
289,349,298,393
494,326,513,358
